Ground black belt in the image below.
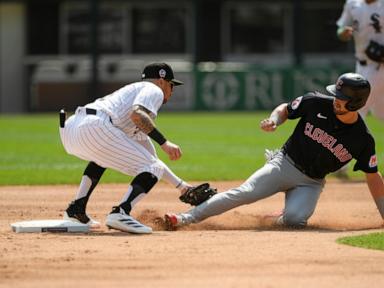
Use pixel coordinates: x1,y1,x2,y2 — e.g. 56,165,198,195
85,108,97,115
59,108,112,128
85,108,113,124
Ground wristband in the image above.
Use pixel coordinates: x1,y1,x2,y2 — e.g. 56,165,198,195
148,128,167,145
269,114,281,126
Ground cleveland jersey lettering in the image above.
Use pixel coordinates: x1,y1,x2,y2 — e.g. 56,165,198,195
282,92,377,178
303,122,352,163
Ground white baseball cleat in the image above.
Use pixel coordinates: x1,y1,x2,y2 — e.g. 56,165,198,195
164,213,188,230
106,207,152,234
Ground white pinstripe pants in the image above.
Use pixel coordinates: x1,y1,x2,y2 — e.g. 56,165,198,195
59,107,165,180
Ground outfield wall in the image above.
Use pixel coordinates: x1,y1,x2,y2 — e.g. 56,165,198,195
194,64,351,110
31,62,353,111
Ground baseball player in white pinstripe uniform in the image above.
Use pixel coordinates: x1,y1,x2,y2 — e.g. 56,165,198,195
59,63,196,234
337,0,384,120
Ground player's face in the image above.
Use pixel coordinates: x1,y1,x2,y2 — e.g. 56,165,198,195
333,98,349,115
162,80,174,104
157,78,174,104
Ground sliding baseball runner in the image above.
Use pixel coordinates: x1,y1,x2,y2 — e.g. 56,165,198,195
165,73,384,229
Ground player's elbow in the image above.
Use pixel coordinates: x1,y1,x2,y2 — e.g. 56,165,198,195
130,110,141,125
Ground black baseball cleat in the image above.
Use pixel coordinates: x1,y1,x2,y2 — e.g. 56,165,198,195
63,201,100,228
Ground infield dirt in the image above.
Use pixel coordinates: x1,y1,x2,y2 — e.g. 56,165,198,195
0,180,383,288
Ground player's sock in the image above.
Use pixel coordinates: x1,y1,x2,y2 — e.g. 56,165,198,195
161,165,191,192
73,161,106,209
176,180,191,193
118,172,158,214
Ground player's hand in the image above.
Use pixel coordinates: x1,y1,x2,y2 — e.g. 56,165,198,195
161,140,182,160
260,118,277,132
338,26,353,41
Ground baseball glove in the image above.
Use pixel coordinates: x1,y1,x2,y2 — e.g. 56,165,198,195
365,40,384,63
179,183,217,206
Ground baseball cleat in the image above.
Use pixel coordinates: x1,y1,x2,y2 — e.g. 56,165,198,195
261,210,284,226
164,213,186,231
105,206,152,234
64,201,101,228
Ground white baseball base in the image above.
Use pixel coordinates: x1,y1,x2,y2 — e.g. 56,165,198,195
11,220,89,233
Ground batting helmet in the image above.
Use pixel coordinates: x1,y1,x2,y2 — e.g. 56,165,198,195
326,73,371,111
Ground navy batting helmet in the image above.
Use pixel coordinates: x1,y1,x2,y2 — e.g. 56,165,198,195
326,73,371,111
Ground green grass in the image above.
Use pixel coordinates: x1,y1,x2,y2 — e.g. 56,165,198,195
337,232,384,251
0,112,383,185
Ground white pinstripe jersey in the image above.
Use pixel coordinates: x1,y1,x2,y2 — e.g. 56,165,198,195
86,81,164,141
337,0,384,60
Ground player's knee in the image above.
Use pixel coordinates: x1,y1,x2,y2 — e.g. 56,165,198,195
283,211,308,229
131,172,158,193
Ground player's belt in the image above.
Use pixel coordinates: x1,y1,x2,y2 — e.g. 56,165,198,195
85,108,97,115
74,106,99,116
59,107,113,128
84,108,113,124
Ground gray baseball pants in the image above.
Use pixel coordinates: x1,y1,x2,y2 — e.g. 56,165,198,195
181,151,325,227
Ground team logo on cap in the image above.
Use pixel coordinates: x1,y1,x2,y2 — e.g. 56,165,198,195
369,154,378,168
336,79,343,90
159,69,166,78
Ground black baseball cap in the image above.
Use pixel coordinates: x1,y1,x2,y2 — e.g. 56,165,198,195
141,63,183,86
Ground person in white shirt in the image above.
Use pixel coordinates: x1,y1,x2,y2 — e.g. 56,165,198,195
334,0,384,178
59,62,197,234
337,0,384,120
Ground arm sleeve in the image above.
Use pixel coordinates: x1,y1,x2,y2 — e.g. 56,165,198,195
336,0,353,28
353,136,379,173
286,93,316,119
133,86,164,116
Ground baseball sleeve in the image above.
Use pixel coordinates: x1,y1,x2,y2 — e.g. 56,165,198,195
133,85,164,116
353,136,379,173
286,93,317,119
336,0,353,28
